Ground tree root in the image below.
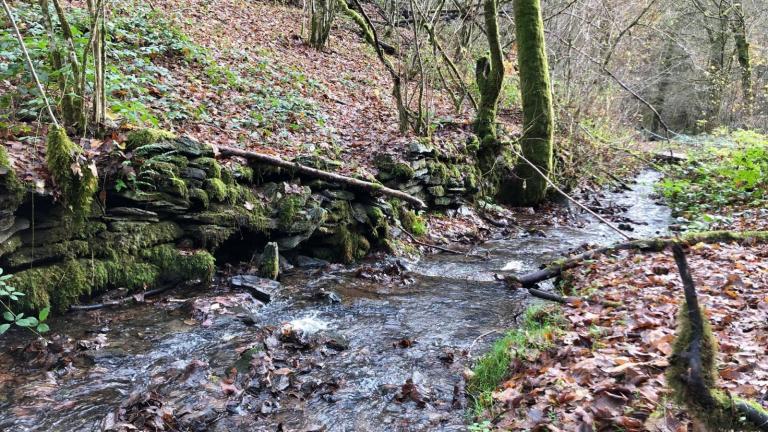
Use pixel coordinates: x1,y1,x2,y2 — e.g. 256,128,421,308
505,230,768,288
215,146,427,209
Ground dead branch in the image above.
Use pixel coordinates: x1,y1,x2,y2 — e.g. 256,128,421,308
506,230,768,288
671,244,768,431
69,284,177,311
215,145,427,209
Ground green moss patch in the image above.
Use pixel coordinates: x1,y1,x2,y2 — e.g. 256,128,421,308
126,128,177,150
46,126,98,223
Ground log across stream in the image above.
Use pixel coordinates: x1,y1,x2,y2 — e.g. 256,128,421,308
0,171,672,432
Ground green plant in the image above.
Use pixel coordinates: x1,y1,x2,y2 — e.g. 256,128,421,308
0,268,50,335
658,129,768,228
467,305,565,416
468,420,492,432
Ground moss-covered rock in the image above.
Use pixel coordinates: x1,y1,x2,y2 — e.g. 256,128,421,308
0,145,25,211
3,240,90,268
205,178,228,202
125,128,177,150
189,188,210,209
12,241,214,312
190,157,222,179
399,209,427,236
277,194,310,230
366,205,389,239
20,220,106,247
46,126,98,223
233,164,254,184
186,225,236,250
140,244,215,284
374,154,415,181
97,221,184,256
259,242,279,280
0,235,21,258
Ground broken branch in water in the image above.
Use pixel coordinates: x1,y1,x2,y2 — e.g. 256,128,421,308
506,230,768,288
69,283,178,311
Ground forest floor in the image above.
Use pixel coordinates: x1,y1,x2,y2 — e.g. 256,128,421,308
475,142,768,431
4,1,768,430
482,240,768,431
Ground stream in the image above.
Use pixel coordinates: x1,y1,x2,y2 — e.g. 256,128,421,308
0,171,671,432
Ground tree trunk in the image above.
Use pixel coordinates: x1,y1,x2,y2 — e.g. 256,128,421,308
730,3,752,118
504,0,553,205
309,0,336,49
473,0,504,144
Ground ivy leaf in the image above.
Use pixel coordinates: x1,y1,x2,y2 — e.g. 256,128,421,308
0,323,9,334
36,323,50,333
2,311,14,321
39,307,50,322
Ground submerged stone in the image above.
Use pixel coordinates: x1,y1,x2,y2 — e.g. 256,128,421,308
230,274,281,303
295,255,329,268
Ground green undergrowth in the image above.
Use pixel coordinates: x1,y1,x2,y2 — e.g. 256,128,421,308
658,129,768,229
0,1,325,136
467,305,566,418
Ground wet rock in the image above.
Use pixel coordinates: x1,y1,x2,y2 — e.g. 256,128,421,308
295,255,329,268
276,234,309,251
230,275,281,303
278,255,294,272
258,242,279,280
322,189,355,201
314,288,341,304
408,141,435,155
174,136,215,158
182,167,208,182
324,332,349,351
0,218,29,244
105,207,160,222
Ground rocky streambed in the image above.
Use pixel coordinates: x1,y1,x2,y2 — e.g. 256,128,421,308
0,170,671,431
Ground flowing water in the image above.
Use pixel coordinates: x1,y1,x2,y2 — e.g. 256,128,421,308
0,171,671,432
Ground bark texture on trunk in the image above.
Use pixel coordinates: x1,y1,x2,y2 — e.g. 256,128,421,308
505,0,553,205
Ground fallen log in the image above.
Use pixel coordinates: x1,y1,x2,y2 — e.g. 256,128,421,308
668,244,768,430
506,230,768,288
215,145,427,209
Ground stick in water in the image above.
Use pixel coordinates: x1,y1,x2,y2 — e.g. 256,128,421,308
508,146,633,241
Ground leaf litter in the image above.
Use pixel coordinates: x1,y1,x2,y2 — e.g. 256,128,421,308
488,241,768,431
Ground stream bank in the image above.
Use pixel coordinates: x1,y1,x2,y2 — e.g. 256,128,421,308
0,130,482,313
0,170,671,431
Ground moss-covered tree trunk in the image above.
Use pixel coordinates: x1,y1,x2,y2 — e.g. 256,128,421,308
473,0,511,195
474,0,504,143
506,0,553,205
